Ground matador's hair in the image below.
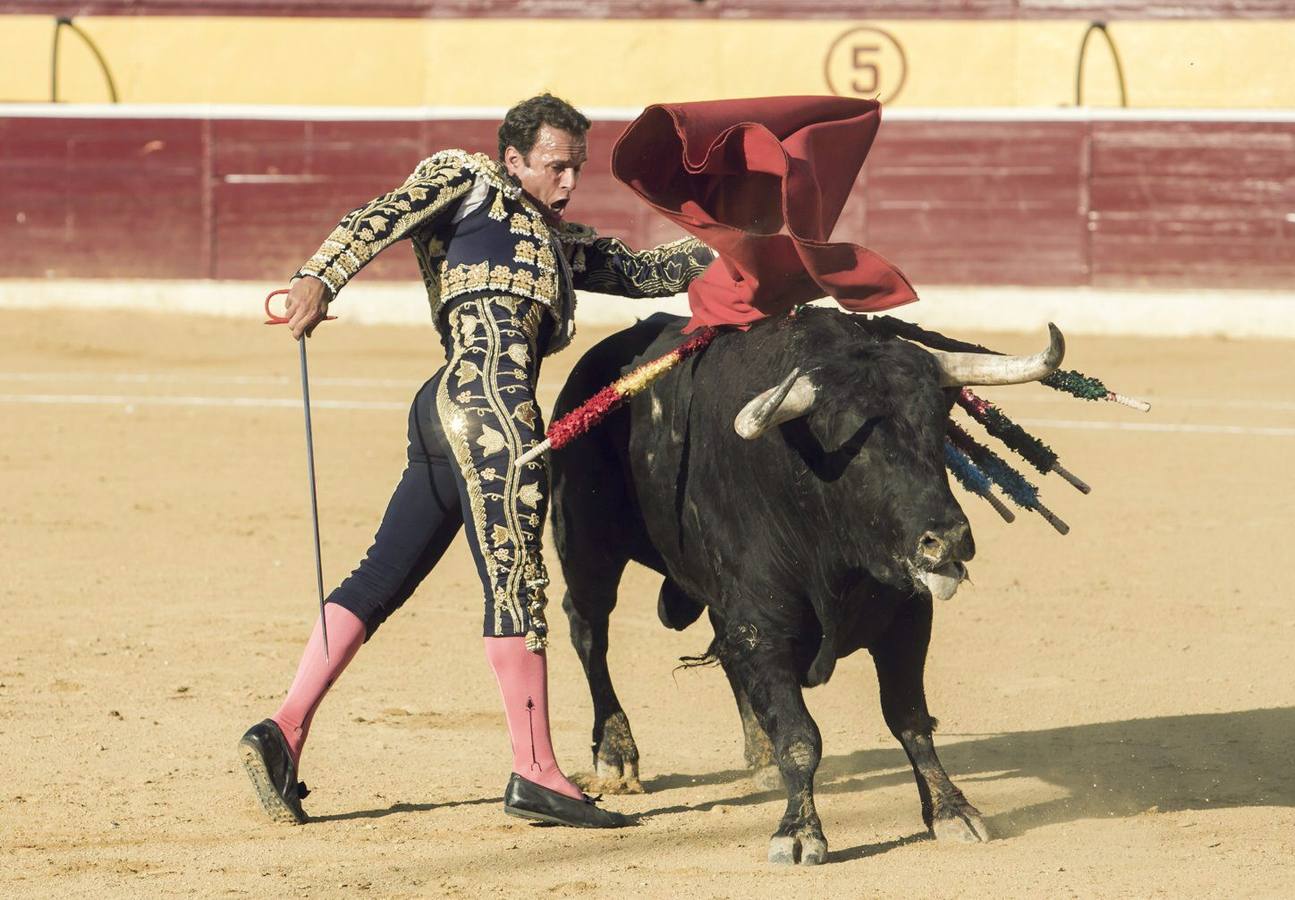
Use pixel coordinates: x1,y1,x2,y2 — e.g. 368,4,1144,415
497,93,591,161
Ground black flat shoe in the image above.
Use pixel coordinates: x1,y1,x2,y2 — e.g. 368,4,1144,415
503,773,634,828
238,719,309,825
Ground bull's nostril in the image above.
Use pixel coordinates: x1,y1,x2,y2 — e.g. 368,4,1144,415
919,532,943,556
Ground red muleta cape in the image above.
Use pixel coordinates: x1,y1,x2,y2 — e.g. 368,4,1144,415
612,96,918,332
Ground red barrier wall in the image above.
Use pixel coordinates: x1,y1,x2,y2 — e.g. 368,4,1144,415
3,114,1293,288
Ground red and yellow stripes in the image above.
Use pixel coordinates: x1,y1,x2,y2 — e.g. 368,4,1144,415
516,326,720,466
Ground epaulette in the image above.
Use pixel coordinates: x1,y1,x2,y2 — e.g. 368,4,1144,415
418,149,520,200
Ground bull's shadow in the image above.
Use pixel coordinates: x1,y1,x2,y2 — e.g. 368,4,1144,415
640,706,1294,845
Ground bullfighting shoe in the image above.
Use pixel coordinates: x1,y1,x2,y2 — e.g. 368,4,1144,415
503,773,634,828
238,719,309,825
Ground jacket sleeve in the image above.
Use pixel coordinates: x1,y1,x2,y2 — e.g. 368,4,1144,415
572,235,716,298
294,156,477,297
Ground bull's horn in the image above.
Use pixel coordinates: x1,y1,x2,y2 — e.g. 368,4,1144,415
735,368,819,440
929,323,1066,387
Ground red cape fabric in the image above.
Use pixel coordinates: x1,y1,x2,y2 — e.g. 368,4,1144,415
611,96,918,331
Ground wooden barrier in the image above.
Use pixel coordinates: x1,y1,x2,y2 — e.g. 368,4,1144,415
3,110,1292,288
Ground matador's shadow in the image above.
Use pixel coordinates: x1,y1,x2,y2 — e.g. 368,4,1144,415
640,706,1295,860
310,796,497,823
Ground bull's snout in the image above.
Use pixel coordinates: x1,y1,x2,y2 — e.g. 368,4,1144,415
915,522,974,570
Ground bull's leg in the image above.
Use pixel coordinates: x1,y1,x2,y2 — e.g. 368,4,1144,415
726,640,827,866
562,561,643,794
719,660,780,791
870,594,989,843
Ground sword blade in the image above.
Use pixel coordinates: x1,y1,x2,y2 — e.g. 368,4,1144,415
298,338,329,662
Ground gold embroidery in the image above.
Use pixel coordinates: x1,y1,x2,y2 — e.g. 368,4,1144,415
574,235,715,299
458,313,481,341
489,190,507,221
438,260,559,308
455,360,481,387
477,423,507,456
487,264,514,292
514,400,538,430
505,343,530,370
514,239,538,266
435,321,497,601
510,268,537,297
428,149,519,200
296,156,477,292
534,242,557,274
509,212,537,237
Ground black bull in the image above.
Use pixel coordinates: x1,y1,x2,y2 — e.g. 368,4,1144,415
550,308,1062,865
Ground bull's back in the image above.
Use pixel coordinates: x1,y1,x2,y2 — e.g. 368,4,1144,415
552,313,691,420
549,314,692,577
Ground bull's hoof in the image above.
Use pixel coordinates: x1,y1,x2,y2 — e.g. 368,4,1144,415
586,711,643,793
768,830,828,866
575,758,644,795
931,805,990,844
750,765,783,792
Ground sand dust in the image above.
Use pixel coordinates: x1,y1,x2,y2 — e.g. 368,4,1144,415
2,307,1292,897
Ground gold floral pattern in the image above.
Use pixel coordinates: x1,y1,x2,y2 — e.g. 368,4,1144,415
439,260,559,308
575,235,715,298
295,152,483,294
514,239,538,266
435,295,551,647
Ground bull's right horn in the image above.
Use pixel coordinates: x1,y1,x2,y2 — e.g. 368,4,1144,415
735,368,819,440
929,323,1066,387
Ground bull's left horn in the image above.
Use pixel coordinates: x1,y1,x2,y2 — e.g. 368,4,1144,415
930,323,1066,387
735,368,819,440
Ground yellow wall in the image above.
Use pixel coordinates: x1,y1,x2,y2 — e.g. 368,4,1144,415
2,15,1291,109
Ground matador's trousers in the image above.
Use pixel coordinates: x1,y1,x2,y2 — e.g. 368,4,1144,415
326,294,554,649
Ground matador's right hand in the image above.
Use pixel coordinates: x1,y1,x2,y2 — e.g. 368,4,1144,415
285,276,331,339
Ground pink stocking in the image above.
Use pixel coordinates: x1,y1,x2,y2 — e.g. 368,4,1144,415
270,603,366,766
484,636,584,800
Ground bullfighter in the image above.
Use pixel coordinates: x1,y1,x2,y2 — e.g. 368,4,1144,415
238,93,714,829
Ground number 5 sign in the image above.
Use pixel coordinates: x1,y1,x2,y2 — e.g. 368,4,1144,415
824,26,908,104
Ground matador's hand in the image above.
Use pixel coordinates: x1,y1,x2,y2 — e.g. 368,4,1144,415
285,276,331,339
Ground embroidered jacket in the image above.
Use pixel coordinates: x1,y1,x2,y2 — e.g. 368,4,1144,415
295,149,714,355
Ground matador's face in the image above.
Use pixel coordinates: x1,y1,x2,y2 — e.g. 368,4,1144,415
504,125,587,224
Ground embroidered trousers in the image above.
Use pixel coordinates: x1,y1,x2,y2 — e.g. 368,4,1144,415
326,295,553,649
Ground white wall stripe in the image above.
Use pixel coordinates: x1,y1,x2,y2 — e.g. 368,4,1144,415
0,371,417,388
0,393,404,411
6,374,1295,412
0,391,1290,435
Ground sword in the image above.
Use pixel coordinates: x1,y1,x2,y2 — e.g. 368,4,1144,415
264,289,336,661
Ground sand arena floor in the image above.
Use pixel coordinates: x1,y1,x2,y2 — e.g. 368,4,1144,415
1,306,1293,897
